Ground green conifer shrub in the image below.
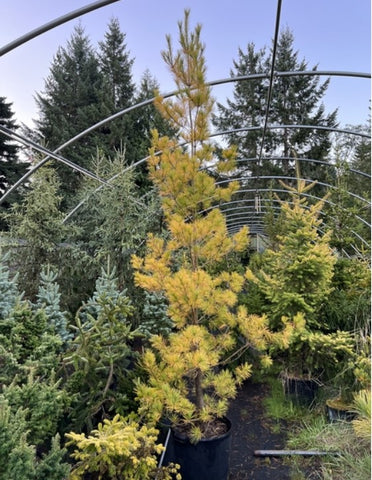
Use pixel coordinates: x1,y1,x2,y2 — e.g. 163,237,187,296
64,269,140,430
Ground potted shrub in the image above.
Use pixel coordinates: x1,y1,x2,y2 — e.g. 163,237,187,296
245,176,356,405
131,11,292,480
66,414,180,479
284,326,355,407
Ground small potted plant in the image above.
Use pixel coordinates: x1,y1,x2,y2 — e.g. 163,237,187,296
131,11,292,480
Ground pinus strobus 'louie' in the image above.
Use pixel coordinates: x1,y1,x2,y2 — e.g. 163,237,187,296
132,10,293,443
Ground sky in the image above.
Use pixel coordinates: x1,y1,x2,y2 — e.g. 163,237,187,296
0,0,370,130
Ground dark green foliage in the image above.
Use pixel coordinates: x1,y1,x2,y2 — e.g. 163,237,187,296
320,257,371,332
0,400,69,480
350,133,371,199
213,28,338,198
10,305,47,362
97,17,136,160
130,70,179,191
35,25,104,201
324,134,371,254
34,434,70,480
0,97,29,230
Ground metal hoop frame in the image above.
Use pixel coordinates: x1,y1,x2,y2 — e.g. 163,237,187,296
0,2,370,249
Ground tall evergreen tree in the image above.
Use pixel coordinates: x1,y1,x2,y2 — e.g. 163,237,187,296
35,25,104,203
349,128,371,201
97,18,136,158
0,97,29,229
213,28,338,188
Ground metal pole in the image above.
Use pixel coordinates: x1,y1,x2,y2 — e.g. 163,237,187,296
254,449,340,457
0,0,120,57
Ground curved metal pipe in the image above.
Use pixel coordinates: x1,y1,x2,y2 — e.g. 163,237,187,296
0,125,110,186
204,189,371,228
210,124,370,139
257,0,283,162
216,175,370,205
0,0,120,57
206,156,371,179
226,211,369,249
1,70,370,204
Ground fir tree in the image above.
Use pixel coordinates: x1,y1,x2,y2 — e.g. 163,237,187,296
130,70,178,190
139,291,173,339
70,149,162,309
35,24,104,202
0,400,69,480
65,267,139,429
5,163,70,300
246,174,336,329
97,17,136,159
2,371,68,447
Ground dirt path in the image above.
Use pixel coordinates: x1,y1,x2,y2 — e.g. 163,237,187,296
228,380,291,479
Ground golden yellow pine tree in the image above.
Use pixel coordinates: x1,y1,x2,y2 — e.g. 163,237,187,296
132,10,292,443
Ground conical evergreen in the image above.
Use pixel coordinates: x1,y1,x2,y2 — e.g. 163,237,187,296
35,25,104,203
97,18,136,159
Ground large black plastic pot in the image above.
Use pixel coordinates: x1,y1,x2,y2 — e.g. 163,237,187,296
164,417,232,480
282,375,319,406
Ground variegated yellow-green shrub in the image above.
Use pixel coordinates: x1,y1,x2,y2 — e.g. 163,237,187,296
131,10,293,443
66,414,180,480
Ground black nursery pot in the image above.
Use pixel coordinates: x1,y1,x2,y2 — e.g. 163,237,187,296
165,417,232,480
283,376,319,406
326,401,356,422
